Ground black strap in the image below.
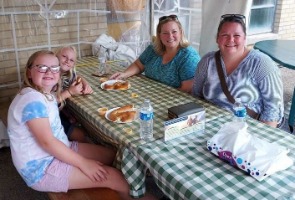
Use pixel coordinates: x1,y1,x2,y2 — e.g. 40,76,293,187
214,51,260,120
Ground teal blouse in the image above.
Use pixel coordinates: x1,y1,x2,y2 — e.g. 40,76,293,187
139,45,200,88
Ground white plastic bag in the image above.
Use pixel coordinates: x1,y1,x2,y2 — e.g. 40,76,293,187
207,122,293,181
92,34,136,67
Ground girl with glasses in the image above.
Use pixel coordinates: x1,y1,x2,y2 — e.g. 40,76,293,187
7,50,155,200
192,14,284,128
110,15,201,93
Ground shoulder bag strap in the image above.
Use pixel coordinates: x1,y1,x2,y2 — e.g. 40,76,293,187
214,51,235,104
214,51,259,119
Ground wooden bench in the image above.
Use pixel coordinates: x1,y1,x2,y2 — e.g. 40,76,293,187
48,188,120,200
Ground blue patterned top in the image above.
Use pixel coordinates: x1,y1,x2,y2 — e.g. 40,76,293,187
192,49,284,122
7,87,70,186
139,45,200,88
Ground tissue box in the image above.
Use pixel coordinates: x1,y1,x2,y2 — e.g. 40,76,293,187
207,122,293,181
168,102,204,119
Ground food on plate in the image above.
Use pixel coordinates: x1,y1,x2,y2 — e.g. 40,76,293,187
108,104,136,123
76,77,82,85
97,107,108,116
103,80,130,90
131,93,139,98
123,127,133,134
99,77,108,83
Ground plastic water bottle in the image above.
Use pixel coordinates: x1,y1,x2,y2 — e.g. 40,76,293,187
139,99,153,141
97,56,106,76
233,98,247,122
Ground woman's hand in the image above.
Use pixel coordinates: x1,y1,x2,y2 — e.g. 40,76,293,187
110,59,144,80
109,72,126,80
79,158,109,182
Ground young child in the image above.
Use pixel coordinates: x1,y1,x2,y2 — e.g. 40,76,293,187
55,46,92,142
7,50,153,200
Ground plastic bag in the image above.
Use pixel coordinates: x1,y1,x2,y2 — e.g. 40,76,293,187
207,122,293,181
92,34,136,67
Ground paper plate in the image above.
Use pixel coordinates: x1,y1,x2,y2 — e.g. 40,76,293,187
100,80,130,90
105,107,137,123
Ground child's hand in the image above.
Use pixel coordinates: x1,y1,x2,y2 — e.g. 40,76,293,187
69,82,83,96
76,77,93,95
80,159,109,182
82,84,93,94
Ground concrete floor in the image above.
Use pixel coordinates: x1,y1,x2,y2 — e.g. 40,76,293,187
0,66,294,200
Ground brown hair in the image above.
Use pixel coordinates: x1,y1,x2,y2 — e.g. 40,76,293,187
217,15,247,36
153,16,189,55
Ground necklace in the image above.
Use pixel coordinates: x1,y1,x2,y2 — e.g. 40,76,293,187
43,92,54,101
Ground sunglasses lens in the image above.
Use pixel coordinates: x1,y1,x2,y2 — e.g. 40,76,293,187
221,14,245,21
220,14,246,25
159,15,178,22
159,16,166,21
170,15,177,19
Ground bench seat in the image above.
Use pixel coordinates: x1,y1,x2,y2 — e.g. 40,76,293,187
48,188,120,200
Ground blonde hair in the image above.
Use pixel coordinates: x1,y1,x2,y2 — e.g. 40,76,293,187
55,46,77,82
23,50,62,101
153,17,189,55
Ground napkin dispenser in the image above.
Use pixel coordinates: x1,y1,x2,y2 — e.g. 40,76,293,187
168,102,204,119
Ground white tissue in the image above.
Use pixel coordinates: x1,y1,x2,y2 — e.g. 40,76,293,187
207,122,293,181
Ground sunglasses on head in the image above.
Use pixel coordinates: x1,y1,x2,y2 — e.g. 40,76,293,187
221,14,246,23
159,14,178,22
34,64,60,74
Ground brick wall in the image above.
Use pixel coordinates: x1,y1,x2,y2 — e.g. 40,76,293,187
275,0,295,39
0,0,109,103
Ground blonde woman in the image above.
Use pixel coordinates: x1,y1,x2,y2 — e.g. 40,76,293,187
110,15,200,93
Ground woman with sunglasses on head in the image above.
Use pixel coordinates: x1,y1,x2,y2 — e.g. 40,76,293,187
192,14,284,128
7,50,156,200
110,15,201,93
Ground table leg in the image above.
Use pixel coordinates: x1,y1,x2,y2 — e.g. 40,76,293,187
288,87,295,133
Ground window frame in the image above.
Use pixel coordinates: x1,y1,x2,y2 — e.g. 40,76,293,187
248,0,277,35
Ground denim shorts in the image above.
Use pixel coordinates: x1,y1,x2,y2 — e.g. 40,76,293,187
30,142,78,192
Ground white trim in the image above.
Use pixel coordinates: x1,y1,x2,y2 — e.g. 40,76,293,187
247,33,279,45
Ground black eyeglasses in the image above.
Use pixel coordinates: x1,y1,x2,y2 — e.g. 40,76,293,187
159,14,178,22
34,65,60,73
221,14,246,23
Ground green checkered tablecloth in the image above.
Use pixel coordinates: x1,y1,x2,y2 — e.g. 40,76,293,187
66,57,233,197
68,57,231,147
123,115,295,199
